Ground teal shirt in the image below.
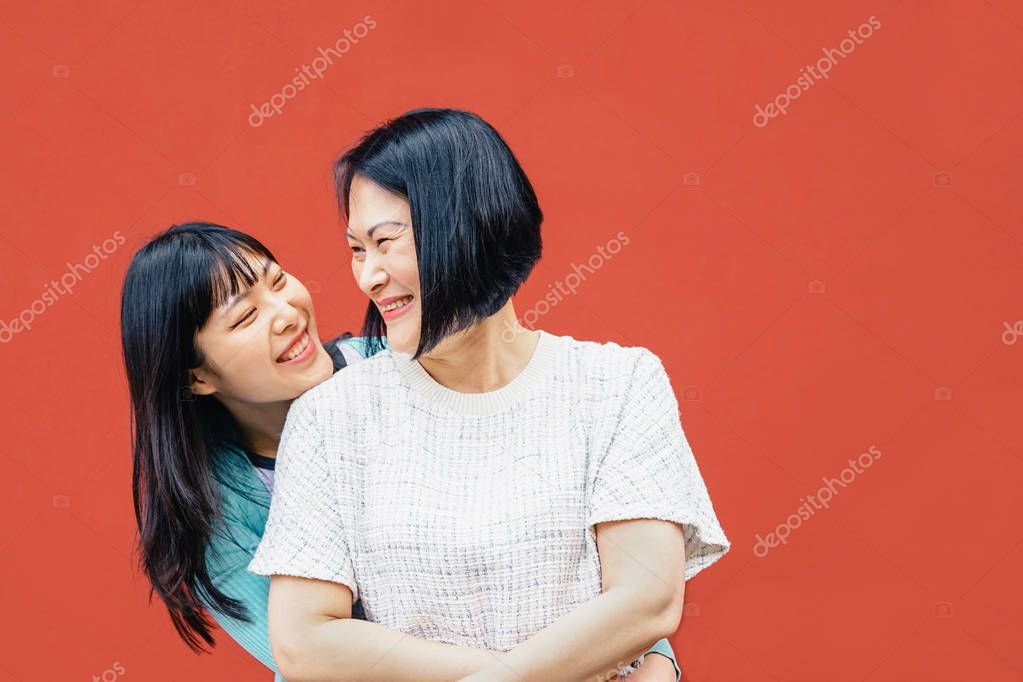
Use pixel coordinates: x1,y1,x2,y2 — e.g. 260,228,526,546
202,336,681,681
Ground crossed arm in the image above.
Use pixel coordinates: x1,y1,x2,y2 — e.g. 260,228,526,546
267,518,685,682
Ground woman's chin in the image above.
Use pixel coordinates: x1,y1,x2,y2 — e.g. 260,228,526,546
292,349,335,389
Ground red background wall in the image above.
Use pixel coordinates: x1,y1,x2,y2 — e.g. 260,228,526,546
1,1,1021,680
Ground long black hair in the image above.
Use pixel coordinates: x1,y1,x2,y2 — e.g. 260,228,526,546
333,107,544,359
120,222,279,652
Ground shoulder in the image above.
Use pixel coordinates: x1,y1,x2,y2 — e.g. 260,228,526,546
288,346,402,425
536,332,673,426
210,443,261,497
208,444,269,536
543,331,663,386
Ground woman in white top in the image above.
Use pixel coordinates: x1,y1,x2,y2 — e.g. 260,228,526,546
249,108,730,681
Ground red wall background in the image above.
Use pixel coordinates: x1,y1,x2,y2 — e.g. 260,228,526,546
1,1,1021,680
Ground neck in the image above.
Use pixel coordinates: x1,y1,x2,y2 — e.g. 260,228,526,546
417,302,540,393
218,397,290,459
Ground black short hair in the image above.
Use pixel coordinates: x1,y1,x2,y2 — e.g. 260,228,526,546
333,107,543,359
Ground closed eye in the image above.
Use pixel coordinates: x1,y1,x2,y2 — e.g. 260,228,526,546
230,308,256,329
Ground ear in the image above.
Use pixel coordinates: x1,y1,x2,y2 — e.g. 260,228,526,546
188,367,217,397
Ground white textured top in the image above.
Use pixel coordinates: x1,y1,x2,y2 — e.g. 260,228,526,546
248,330,730,651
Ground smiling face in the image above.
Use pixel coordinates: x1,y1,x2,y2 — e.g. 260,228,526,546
189,254,334,405
345,174,422,355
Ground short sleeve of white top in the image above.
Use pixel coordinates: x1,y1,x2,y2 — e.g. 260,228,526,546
248,398,358,589
248,330,730,651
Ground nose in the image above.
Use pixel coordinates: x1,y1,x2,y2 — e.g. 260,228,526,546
358,251,388,296
270,296,301,336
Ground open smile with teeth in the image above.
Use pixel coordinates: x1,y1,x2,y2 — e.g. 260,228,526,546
382,296,413,312
277,331,310,362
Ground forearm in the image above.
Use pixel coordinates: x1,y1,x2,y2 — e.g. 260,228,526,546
279,616,503,682
460,588,672,682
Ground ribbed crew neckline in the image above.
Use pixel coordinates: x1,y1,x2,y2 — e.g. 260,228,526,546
391,329,558,416
245,450,276,471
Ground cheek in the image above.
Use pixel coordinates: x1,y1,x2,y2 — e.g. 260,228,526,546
399,247,420,292
222,339,278,397
290,285,314,314
226,329,271,373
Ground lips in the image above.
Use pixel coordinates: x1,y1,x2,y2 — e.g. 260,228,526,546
276,330,310,363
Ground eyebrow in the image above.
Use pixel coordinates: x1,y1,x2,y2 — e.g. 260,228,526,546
345,220,408,239
221,259,273,314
